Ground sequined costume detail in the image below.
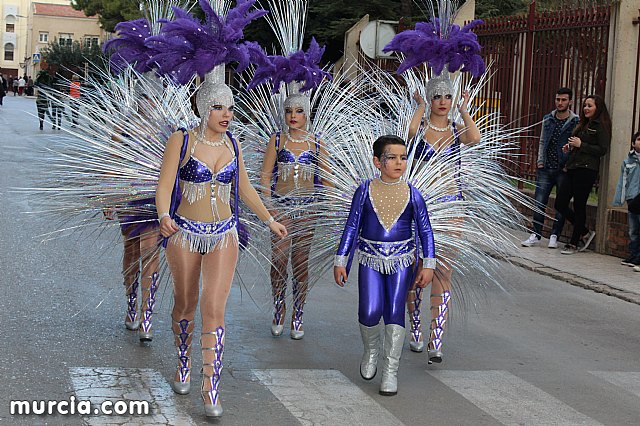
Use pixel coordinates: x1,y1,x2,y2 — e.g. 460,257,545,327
272,194,316,219
272,131,320,198
202,326,225,406
170,132,247,254
430,290,451,351
179,137,237,218
139,271,159,334
335,180,436,327
291,279,304,332
126,274,140,325
169,214,238,253
409,288,423,344
176,319,191,384
414,122,465,203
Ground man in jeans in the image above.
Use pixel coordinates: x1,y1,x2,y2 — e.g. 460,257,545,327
522,88,579,248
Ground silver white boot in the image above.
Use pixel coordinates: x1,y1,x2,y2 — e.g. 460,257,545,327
379,324,405,396
359,323,381,380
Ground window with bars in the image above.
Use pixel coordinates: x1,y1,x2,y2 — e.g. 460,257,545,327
59,34,73,46
83,36,99,48
4,43,14,61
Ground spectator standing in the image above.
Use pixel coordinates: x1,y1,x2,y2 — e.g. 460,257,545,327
555,94,611,254
69,74,81,126
0,77,5,106
613,131,640,267
26,76,34,96
522,88,579,248
17,76,26,96
50,77,64,130
35,71,51,130
12,77,18,95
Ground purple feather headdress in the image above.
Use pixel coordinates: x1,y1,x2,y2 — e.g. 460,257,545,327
383,19,485,77
247,37,331,93
103,18,156,74
145,0,267,85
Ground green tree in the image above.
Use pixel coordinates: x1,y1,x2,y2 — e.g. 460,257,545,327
476,0,528,18
40,39,107,79
71,0,142,33
306,0,419,62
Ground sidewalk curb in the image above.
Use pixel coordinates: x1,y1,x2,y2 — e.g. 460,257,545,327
506,256,640,305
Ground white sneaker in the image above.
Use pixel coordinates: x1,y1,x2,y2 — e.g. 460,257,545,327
521,233,539,247
548,235,558,249
634,265,640,272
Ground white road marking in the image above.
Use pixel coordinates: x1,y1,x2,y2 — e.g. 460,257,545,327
590,371,640,397
69,367,196,425
429,370,602,426
252,369,404,426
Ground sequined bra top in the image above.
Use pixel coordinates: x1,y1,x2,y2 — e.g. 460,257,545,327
413,122,464,202
414,122,461,163
179,136,237,213
275,131,318,189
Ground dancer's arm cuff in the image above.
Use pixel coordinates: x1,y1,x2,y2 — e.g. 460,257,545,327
334,255,348,267
421,257,437,269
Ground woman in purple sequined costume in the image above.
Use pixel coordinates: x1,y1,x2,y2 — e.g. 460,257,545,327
156,74,286,417
113,197,161,343
260,93,331,340
106,94,163,343
405,75,480,363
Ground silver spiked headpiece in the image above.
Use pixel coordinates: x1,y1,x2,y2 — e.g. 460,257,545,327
426,71,455,101
196,66,234,118
283,82,310,118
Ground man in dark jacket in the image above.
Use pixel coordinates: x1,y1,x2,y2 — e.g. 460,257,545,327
522,88,579,248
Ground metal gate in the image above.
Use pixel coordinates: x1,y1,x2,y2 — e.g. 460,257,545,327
474,3,611,181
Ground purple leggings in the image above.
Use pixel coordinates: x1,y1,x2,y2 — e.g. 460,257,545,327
358,263,414,327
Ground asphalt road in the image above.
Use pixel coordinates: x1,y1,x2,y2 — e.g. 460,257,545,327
1,96,639,425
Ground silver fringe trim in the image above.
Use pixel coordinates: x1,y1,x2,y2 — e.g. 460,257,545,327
334,255,348,267
181,180,231,207
278,162,314,188
181,180,207,204
217,182,231,206
168,226,238,254
357,250,416,275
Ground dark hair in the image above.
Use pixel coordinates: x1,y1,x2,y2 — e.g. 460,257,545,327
556,87,573,100
373,135,405,158
631,131,640,150
573,94,611,137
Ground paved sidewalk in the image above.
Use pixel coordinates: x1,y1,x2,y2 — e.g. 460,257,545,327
508,233,640,304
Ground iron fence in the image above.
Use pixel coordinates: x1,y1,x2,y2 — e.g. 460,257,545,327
474,3,611,182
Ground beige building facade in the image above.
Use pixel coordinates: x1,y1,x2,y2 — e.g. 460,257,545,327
1,0,104,78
